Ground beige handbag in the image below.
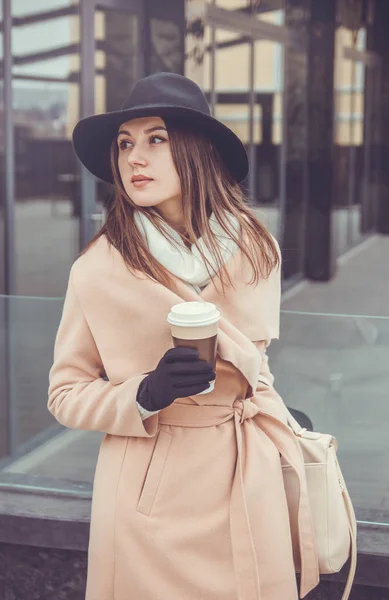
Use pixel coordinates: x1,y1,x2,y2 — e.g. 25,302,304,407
282,410,357,600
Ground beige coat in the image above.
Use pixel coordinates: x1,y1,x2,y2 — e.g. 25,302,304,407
48,235,319,600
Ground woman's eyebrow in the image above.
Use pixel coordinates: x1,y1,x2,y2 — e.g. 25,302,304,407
117,126,167,137
144,126,167,134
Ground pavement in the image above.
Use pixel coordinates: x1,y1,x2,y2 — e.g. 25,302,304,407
2,199,389,518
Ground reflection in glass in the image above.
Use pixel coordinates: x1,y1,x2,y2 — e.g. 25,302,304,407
253,37,284,239
255,5,285,25
94,6,141,229
0,295,63,450
333,26,370,258
203,26,252,194
197,12,285,239
0,293,102,483
271,310,389,520
215,0,249,9
0,2,4,294
149,17,182,73
12,0,81,297
2,300,389,524
0,3,7,460
12,0,77,18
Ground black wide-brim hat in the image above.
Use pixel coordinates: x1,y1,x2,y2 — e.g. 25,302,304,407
72,72,249,184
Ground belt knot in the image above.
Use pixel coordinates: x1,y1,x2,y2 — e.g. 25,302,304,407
233,398,260,423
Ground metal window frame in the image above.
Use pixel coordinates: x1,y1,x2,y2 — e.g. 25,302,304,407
206,3,303,48
2,0,14,457
204,2,294,233
344,46,379,68
3,0,13,297
79,0,97,247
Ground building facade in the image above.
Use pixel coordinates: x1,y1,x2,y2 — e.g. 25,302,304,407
1,0,389,458
0,0,388,302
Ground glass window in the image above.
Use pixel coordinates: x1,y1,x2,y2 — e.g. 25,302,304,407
256,6,284,25
12,1,81,298
94,5,142,226
333,26,371,258
95,7,140,114
0,1,8,460
215,0,250,9
149,18,183,73
203,26,252,191
0,0,5,297
253,38,284,239
12,0,76,17
273,309,389,523
190,3,286,237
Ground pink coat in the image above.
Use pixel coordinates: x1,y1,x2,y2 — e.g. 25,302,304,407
48,235,319,600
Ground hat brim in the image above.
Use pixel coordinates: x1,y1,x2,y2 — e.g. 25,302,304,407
72,104,249,184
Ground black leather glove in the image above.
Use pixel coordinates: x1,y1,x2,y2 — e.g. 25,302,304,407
136,346,216,412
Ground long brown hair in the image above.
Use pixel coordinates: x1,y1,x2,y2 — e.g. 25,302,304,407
81,118,280,293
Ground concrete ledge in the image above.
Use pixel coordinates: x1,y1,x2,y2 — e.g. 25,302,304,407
1,473,389,598
0,473,91,551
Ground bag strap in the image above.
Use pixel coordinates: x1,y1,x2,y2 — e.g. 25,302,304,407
285,408,357,600
338,469,358,600
286,409,307,436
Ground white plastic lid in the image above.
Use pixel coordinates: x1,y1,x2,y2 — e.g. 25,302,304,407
167,301,220,328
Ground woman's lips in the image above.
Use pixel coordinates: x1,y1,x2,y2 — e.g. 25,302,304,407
132,178,153,189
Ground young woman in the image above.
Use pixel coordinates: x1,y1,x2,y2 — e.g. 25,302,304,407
48,72,319,600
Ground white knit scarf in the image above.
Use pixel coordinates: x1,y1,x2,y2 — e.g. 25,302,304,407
134,210,240,292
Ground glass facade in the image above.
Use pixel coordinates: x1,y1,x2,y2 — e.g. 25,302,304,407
201,3,286,241
0,0,186,463
1,2,389,594
332,25,379,258
12,0,81,298
0,0,7,459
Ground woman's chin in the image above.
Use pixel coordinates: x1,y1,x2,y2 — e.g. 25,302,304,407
129,196,160,208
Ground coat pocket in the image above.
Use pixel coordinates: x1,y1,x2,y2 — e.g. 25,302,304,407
137,429,172,516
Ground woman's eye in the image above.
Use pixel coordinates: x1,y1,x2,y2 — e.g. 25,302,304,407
150,135,166,144
118,139,132,150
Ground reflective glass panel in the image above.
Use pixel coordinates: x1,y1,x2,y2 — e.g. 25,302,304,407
270,309,389,521
333,26,370,258
12,0,81,297
253,38,284,239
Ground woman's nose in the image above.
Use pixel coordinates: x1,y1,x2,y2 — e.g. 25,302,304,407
128,146,147,167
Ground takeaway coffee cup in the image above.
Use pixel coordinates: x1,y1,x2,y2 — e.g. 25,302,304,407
167,302,221,394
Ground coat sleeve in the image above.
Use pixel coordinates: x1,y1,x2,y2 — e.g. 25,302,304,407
48,268,159,437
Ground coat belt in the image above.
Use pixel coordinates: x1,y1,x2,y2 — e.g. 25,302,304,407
159,399,319,600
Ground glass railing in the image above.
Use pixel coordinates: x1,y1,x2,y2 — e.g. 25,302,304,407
0,295,388,524
0,294,102,488
269,309,389,525
0,294,64,451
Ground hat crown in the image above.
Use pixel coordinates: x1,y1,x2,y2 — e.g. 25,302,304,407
122,72,211,115
73,72,248,184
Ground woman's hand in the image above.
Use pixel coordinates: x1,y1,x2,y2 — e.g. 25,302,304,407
136,347,215,411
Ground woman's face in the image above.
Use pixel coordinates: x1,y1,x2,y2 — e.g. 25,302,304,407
116,116,181,210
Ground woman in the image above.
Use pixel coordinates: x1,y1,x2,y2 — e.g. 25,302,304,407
48,72,319,600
